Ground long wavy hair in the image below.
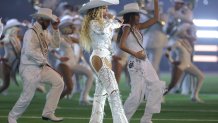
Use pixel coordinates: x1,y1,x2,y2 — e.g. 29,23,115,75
80,6,104,52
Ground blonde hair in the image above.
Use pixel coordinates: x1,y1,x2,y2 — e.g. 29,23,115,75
80,6,105,52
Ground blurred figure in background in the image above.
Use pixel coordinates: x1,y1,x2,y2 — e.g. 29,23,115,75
0,19,23,94
165,0,199,96
54,15,94,105
52,16,77,99
28,0,60,11
144,1,168,76
164,23,205,103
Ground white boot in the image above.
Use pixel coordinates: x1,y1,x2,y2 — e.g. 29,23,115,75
98,67,128,123
108,91,129,123
140,113,153,123
42,114,63,122
89,80,107,123
8,116,17,123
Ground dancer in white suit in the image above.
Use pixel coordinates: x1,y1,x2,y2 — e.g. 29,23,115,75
79,0,128,122
8,8,64,123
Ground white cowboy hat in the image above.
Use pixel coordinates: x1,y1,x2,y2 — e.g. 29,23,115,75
59,15,74,29
79,0,119,14
31,8,58,22
174,0,185,3
4,19,22,31
118,3,147,16
72,15,83,25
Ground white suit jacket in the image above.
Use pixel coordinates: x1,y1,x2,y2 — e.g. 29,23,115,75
20,22,60,68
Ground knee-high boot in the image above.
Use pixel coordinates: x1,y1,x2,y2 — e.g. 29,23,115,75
98,67,128,123
89,79,107,123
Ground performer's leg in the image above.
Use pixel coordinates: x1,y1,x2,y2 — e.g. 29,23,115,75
112,56,123,83
41,66,64,118
186,64,204,103
124,69,145,121
141,60,165,123
73,64,94,105
0,63,11,93
91,56,128,123
89,79,107,123
8,66,40,123
165,64,184,94
181,74,192,95
57,63,73,99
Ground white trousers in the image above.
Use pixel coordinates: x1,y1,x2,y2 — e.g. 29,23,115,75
9,65,64,119
89,57,128,123
124,57,165,123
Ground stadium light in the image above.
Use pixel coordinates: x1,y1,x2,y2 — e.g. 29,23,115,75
193,19,218,27
196,30,218,39
193,55,218,62
194,45,218,52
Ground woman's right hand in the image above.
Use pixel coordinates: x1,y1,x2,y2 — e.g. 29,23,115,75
134,50,146,60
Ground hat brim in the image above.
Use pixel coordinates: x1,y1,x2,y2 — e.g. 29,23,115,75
79,1,118,14
4,22,22,32
31,13,58,22
59,22,74,29
118,9,142,16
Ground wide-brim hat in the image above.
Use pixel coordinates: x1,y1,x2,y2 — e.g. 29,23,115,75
174,0,185,3
59,15,74,29
4,19,22,31
72,15,83,25
31,8,58,22
79,0,119,14
118,3,147,16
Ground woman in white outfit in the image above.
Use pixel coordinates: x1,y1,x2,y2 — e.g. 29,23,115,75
119,1,165,123
79,0,128,122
